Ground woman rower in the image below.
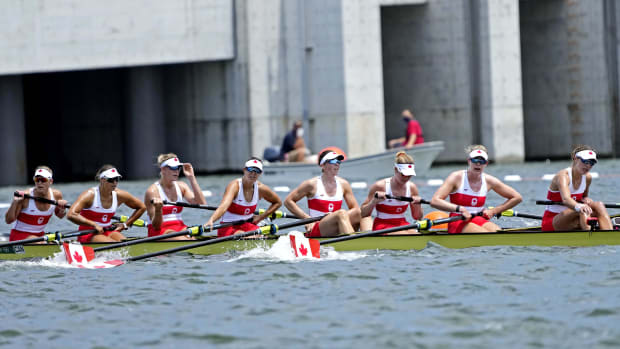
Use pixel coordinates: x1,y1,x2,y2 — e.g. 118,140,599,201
5,166,68,242
541,145,611,231
360,151,423,234
284,150,363,237
67,165,146,243
144,154,206,240
204,158,281,237
430,145,522,233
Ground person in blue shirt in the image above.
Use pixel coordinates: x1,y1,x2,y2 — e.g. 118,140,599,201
280,121,308,162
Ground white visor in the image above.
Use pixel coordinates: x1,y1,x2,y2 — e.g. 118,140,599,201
160,157,182,168
33,168,53,180
395,163,416,176
319,151,345,165
576,150,597,161
468,149,488,160
244,159,263,171
99,168,122,179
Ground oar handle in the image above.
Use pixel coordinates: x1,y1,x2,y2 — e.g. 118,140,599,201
127,215,325,262
489,207,542,220
15,191,71,208
160,200,219,210
536,200,620,209
256,208,302,220
320,214,467,245
113,215,147,228
381,193,430,204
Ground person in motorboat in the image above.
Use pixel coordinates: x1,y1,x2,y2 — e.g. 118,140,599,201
430,145,522,233
67,165,146,243
5,166,69,242
144,153,207,240
541,145,612,231
203,157,282,237
284,150,363,237
388,109,425,149
360,151,423,234
279,120,310,162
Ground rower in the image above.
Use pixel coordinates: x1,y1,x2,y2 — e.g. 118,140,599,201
360,151,423,234
430,145,522,233
541,146,612,231
284,150,363,237
144,154,206,240
67,165,146,243
5,166,68,242
203,158,282,237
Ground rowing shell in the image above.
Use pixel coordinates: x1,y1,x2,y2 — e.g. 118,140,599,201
2,228,620,261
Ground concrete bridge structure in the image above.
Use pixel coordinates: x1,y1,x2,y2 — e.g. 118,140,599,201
0,0,617,185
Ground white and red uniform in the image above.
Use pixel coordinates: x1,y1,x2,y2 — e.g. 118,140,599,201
77,187,118,243
218,179,260,237
147,182,188,236
9,188,55,241
306,176,344,237
541,168,586,231
373,178,411,231
447,171,489,233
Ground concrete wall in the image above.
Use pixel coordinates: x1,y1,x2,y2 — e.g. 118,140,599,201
0,0,234,74
520,0,614,158
0,76,27,186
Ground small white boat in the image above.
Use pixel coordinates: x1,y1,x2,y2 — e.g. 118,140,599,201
261,141,445,184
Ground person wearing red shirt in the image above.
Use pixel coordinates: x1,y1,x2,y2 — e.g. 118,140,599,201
388,109,425,149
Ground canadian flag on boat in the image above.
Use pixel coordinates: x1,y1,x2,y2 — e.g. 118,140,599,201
62,243,123,269
289,231,320,259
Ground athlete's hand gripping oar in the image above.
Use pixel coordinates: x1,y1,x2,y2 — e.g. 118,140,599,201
161,200,301,219
536,200,620,209
289,214,471,259
14,191,146,227
381,193,431,204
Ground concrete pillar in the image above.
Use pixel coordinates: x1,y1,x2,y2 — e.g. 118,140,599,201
0,75,27,186
124,67,166,179
478,0,524,162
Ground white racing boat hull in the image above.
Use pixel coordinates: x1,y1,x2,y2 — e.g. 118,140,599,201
261,141,444,184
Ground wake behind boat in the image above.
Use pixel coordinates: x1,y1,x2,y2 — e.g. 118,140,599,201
3,227,620,261
261,141,444,184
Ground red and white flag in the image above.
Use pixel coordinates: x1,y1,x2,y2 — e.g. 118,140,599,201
62,243,123,269
289,231,320,259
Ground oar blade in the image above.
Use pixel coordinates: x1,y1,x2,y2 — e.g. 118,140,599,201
289,232,320,259
62,243,122,268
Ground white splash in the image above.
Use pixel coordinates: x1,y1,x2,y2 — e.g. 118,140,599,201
228,231,368,262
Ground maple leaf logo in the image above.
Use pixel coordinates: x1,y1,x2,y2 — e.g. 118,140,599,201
73,251,83,262
299,244,308,256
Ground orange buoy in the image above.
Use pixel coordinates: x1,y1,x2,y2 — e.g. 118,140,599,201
318,146,347,161
423,211,450,231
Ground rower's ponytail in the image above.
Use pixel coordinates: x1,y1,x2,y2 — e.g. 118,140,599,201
394,151,414,164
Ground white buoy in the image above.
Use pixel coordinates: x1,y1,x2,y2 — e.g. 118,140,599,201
202,190,213,197
591,172,599,178
504,175,522,182
274,186,290,192
351,182,367,189
542,174,555,181
427,179,444,186
0,203,9,209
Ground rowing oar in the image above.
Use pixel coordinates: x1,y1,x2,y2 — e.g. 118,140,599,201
379,193,431,204
536,200,620,209
90,218,253,253
160,200,301,219
64,215,326,268
490,207,542,220
289,214,471,259
14,191,146,227
0,226,114,248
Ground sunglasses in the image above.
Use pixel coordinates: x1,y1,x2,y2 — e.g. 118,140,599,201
34,176,49,183
246,167,262,174
470,157,488,165
166,165,181,171
579,158,597,166
327,159,341,165
105,177,120,183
